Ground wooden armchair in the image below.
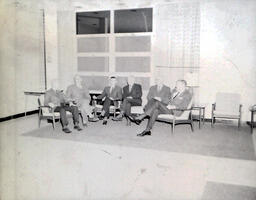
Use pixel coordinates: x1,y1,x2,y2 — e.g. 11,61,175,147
92,98,122,118
157,99,194,134
211,93,242,129
38,98,72,129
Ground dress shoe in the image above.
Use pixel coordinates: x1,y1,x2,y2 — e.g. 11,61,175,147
99,115,104,120
112,115,123,121
102,120,108,125
134,119,142,125
137,130,151,137
74,125,82,131
88,117,99,122
127,115,136,122
62,127,72,134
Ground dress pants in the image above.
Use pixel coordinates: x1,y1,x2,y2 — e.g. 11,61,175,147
77,99,93,123
54,105,79,127
144,99,173,130
144,98,165,112
121,98,141,116
102,97,115,117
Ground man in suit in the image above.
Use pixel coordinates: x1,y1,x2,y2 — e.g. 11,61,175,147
135,80,192,137
113,75,142,121
44,79,82,133
93,76,122,125
66,75,99,127
144,77,171,112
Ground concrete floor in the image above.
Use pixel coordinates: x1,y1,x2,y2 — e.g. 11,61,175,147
1,115,256,200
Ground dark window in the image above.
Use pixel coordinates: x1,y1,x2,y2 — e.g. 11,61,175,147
76,11,110,34
114,8,153,33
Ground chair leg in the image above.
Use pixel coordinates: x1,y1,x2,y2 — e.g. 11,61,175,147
52,117,55,129
211,117,214,128
38,118,41,128
238,118,241,130
172,120,175,134
126,117,131,126
38,112,41,128
190,121,194,132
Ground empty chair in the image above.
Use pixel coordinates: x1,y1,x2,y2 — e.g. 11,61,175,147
211,92,242,129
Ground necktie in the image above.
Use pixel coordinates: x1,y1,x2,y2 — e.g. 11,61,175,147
173,92,180,99
129,85,132,93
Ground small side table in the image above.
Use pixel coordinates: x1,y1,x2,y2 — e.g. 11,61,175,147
24,91,45,116
192,105,206,129
249,109,256,134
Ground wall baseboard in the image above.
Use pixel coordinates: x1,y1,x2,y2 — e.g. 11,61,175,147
0,110,38,122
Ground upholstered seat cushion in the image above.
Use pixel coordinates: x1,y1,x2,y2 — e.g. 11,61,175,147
131,106,144,114
158,114,191,120
94,104,118,112
41,108,72,117
213,111,240,119
158,114,175,120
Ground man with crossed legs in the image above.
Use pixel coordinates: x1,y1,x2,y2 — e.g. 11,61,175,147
135,80,192,137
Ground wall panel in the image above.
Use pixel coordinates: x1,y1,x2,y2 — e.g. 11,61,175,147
115,36,151,52
77,37,109,52
78,57,109,72
116,57,150,72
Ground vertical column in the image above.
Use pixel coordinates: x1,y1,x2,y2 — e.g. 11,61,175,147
109,10,115,75
44,2,58,88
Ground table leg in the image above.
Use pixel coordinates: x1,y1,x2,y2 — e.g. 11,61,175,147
25,95,28,116
199,108,202,129
251,111,254,134
203,108,205,125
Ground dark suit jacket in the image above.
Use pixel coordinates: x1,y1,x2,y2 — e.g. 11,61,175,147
123,83,142,101
169,89,192,116
147,85,171,105
44,88,66,106
97,85,122,100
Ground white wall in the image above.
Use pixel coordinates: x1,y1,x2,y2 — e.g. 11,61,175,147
0,0,59,118
1,0,256,122
199,0,256,120
0,0,17,118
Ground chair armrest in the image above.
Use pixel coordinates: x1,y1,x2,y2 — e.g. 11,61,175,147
39,105,51,108
113,99,122,108
92,99,103,105
172,108,192,112
239,104,242,115
212,103,216,111
39,105,54,113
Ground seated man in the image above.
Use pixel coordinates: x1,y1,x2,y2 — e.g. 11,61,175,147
113,75,142,121
66,75,99,127
144,77,171,112
135,80,192,137
93,76,122,125
44,79,82,133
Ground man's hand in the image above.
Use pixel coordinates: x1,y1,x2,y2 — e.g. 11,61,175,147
127,96,132,99
48,103,55,108
167,105,176,109
154,96,161,101
69,101,75,106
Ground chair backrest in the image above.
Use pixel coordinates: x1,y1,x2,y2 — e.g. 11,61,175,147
178,97,193,119
141,90,148,107
38,98,42,107
38,97,51,115
215,92,241,114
